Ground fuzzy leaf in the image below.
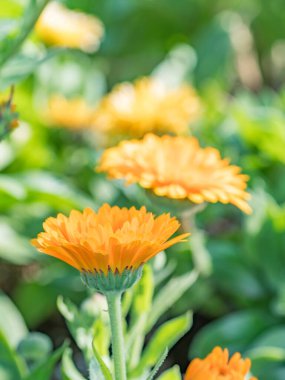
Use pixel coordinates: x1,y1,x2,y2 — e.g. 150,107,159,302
91,340,112,380
146,348,168,380
131,312,192,377
61,348,87,380
24,342,67,380
147,271,197,331
0,292,28,348
0,331,23,380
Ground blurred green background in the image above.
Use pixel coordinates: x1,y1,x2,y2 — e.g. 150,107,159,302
1,0,285,379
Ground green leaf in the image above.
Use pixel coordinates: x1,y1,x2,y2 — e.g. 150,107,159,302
0,19,18,39
147,271,198,331
245,327,285,380
131,265,154,319
132,312,192,377
61,348,87,380
0,292,28,348
21,171,94,210
122,288,134,317
57,296,96,360
246,326,285,370
189,227,212,276
157,365,182,380
17,332,52,365
24,342,67,380
193,18,232,85
0,49,64,90
190,310,276,358
146,348,168,380
0,0,51,69
249,326,285,351
89,359,105,380
248,346,285,362
126,265,154,367
14,281,58,328
93,319,110,357
91,340,112,380
0,331,23,380
0,220,34,265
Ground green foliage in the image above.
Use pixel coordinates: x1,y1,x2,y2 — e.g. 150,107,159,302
191,310,277,357
1,0,285,379
145,349,168,380
131,313,192,377
0,294,64,380
146,271,197,331
23,343,66,380
157,366,182,380
61,348,87,380
17,333,52,365
0,292,28,348
0,331,23,380
0,49,64,90
91,341,112,380
56,264,195,379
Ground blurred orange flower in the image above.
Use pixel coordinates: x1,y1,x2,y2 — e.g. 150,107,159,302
98,134,251,214
92,77,200,138
185,347,257,380
47,96,94,130
31,204,188,274
36,2,104,52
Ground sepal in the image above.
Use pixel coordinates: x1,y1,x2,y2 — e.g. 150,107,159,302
81,267,143,294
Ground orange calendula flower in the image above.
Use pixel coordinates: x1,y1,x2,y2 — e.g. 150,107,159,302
36,2,104,52
185,347,257,380
92,77,200,139
47,96,94,130
98,134,251,214
31,204,188,275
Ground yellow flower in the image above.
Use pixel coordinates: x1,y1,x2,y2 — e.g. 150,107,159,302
98,134,252,214
46,96,94,130
36,2,104,52
185,347,257,380
31,204,189,275
92,77,200,139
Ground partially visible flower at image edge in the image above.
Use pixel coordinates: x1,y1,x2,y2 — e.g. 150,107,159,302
92,77,201,139
98,134,252,214
31,204,189,275
35,2,104,52
46,95,95,130
185,347,258,380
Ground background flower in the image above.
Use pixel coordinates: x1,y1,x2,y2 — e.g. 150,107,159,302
35,2,104,52
46,96,94,130
92,77,200,139
98,134,251,214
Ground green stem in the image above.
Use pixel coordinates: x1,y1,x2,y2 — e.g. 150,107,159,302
0,0,50,67
181,207,212,277
106,291,127,380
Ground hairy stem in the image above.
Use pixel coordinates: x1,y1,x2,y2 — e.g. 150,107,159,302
106,291,127,380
